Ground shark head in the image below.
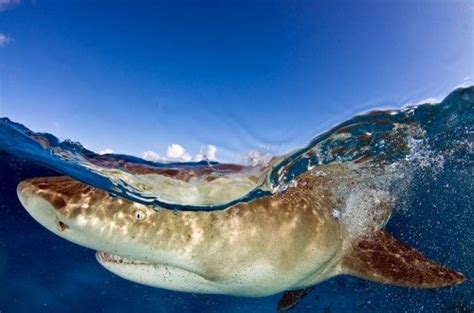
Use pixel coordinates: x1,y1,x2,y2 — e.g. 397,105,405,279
16,176,173,284
16,176,246,294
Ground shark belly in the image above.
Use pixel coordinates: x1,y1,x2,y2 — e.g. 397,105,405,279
96,248,342,297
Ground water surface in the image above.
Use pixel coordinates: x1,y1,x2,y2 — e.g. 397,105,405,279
0,86,472,312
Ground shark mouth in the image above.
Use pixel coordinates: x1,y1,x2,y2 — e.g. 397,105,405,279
96,251,151,265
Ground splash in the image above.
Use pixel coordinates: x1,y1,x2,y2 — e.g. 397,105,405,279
0,86,472,212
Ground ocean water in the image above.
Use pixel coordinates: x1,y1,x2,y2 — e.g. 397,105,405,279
0,86,472,312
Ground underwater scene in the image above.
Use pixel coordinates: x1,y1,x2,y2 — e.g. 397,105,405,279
1,1,473,313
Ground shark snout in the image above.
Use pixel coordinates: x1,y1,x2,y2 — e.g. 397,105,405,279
17,178,71,234
16,176,155,261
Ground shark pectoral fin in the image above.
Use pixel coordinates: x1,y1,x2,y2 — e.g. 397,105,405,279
340,230,465,288
277,288,312,312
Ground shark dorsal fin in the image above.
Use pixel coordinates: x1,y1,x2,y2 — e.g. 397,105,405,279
341,230,465,288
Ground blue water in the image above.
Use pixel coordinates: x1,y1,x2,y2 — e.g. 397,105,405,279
0,86,473,312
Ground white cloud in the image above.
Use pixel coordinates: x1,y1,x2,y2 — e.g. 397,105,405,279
166,144,191,162
206,145,217,160
0,33,12,47
0,0,20,11
143,144,218,163
99,148,114,155
142,150,162,162
192,153,205,162
193,145,218,162
246,150,272,166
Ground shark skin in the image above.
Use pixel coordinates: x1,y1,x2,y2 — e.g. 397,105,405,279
17,164,465,310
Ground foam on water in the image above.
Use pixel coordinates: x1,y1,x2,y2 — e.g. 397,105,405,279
341,188,392,240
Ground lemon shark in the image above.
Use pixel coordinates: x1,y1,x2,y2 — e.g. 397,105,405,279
17,164,465,311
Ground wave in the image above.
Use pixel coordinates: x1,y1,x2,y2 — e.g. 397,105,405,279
0,86,472,211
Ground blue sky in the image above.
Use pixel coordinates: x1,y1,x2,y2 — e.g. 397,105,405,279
0,1,472,162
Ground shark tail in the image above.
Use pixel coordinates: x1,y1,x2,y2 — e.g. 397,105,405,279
340,230,465,288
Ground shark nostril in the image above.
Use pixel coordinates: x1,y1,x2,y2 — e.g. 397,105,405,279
57,221,69,232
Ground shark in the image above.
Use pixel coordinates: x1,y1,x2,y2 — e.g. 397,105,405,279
17,163,465,311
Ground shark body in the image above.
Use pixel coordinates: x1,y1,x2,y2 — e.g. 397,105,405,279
17,163,465,309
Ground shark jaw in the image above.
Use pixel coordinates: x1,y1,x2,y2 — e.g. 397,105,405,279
96,251,150,265
95,251,226,294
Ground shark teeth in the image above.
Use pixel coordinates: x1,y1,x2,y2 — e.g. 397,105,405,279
96,251,150,265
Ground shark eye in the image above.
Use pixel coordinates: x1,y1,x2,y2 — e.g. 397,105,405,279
133,209,147,222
